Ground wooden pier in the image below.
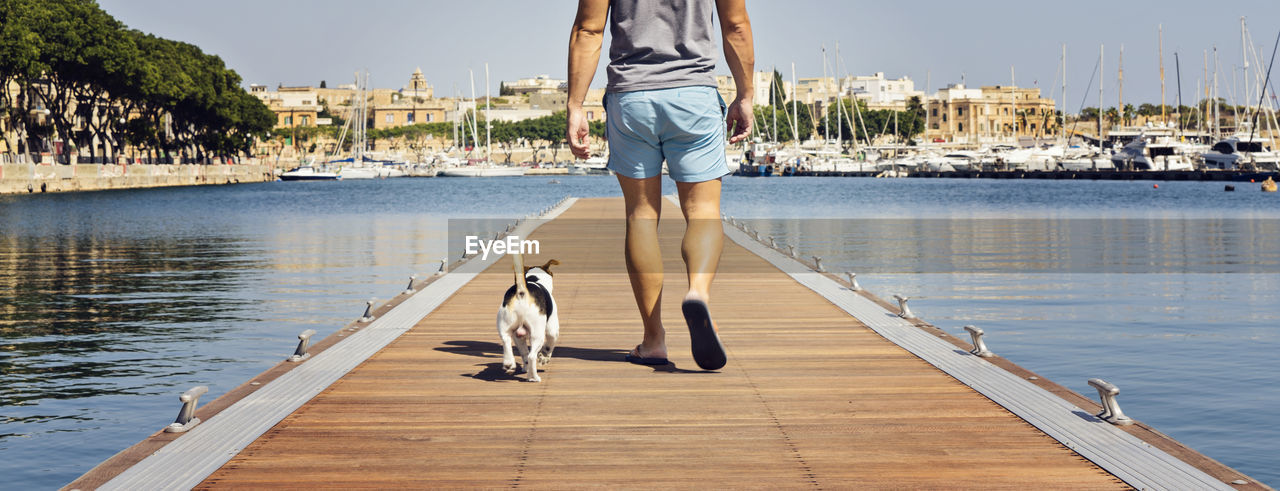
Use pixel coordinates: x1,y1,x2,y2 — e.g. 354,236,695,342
69,198,1266,490
769,168,1279,181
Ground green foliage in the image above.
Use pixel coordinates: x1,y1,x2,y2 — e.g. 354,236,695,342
0,0,274,160
366,110,602,147
753,101,812,142
813,96,925,145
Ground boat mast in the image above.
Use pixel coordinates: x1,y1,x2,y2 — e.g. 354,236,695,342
1061,44,1068,146
1118,45,1124,126
1010,65,1017,142
1204,50,1210,136
468,69,479,157
771,65,777,146
485,62,491,163
924,70,931,150
835,43,843,153
1099,44,1104,148
1213,47,1220,138
1172,53,1182,136
791,62,799,151
821,45,829,143
1241,17,1250,118
1160,25,1167,125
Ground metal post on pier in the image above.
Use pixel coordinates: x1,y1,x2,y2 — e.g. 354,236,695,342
289,329,317,362
1088,378,1134,425
894,295,915,319
845,272,861,291
404,274,419,295
963,325,994,357
360,298,377,323
164,386,209,433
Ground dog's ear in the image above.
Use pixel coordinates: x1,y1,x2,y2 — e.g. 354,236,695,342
540,259,561,275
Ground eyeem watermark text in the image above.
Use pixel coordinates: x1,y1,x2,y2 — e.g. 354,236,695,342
465,236,540,260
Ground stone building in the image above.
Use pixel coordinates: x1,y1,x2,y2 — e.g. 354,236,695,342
924,84,1057,143
716,71,779,107
250,85,320,128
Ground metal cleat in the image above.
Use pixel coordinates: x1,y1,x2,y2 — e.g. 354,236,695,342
787,245,797,258
845,272,862,291
164,386,208,433
289,329,317,362
812,256,825,272
963,325,994,357
403,274,419,295
1088,378,1134,425
893,295,915,318
360,298,377,323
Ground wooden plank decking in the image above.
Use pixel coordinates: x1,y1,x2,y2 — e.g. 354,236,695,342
193,197,1125,489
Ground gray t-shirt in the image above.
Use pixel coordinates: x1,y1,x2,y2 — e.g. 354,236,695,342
606,0,718,93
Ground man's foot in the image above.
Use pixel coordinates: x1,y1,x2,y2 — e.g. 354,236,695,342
682,294,726,371
625,344,670,366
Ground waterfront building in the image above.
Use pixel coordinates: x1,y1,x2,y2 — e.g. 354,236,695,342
502,75,566,95
924,84,1057,143
715,71,779,107
250,85,320,128
840,72,924,110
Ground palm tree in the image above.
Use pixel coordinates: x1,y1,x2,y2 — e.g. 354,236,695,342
1104,107,1120,127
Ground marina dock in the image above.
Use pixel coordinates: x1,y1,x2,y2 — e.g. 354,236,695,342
68,198,1265,490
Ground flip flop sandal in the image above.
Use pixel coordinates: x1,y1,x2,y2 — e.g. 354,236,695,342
682,299,727,370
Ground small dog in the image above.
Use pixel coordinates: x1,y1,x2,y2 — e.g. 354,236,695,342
496,254,560,382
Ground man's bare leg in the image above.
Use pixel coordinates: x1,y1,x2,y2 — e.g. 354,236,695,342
677,178,723,314
617,174,667,359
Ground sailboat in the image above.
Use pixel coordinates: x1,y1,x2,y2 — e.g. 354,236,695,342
438,64,527,177
279,156,341,181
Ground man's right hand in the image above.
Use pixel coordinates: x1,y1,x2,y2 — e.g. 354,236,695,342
567,105,591,159
726,97,753,144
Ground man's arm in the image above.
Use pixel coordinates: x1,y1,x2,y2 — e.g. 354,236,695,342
566,0,609,160
716,0,755,144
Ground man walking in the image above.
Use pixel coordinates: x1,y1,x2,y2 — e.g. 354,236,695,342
566,0,755,370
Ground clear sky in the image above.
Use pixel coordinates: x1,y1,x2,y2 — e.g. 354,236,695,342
96,0,1279,111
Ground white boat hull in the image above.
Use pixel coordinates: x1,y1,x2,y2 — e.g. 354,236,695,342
438,166,527,177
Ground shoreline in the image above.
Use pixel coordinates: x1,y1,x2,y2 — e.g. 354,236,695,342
1,162,276,195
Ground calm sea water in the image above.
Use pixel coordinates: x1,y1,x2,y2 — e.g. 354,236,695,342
1,176,1277,488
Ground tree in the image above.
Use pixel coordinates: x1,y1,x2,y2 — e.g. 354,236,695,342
2,0,274,162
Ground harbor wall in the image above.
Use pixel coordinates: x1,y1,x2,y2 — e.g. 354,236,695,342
0,161,277,194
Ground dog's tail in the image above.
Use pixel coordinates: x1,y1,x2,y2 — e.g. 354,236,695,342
512,253,529,298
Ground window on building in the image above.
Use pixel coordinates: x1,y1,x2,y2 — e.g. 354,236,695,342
385,114,394,123
301,116,310,125
587,111,595,120
957,108,964,116
931,108,938,117
942,114,948,122
407,113,416,123
284,116,292,125
958,123,964,132
425,114,433,122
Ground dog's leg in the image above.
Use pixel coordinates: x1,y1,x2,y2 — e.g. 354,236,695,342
496,311,518,374
513,325,531,375
539,312,559,366
525,318,546,382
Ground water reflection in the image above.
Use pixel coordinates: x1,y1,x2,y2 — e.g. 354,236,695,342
744,219,1280,275
0,178,571,488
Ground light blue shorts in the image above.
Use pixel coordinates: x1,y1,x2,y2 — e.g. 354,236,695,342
604,86,729,183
